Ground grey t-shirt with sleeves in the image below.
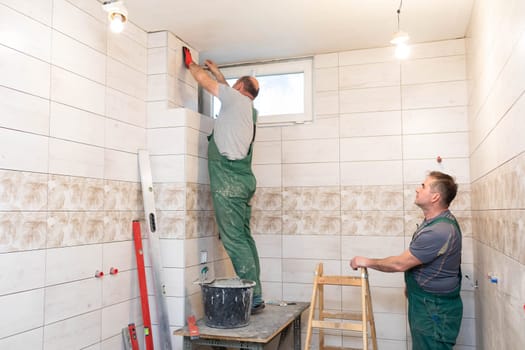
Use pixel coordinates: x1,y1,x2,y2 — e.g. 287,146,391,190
409,210,462,294
214,84,254,160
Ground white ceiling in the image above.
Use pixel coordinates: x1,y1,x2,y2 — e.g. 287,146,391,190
124,0,474,65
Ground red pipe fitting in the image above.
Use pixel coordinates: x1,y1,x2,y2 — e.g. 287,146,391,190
95,270,104,278
110,267,119,275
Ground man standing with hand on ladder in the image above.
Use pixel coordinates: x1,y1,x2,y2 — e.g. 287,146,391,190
350,171,463,350
182,47,265,314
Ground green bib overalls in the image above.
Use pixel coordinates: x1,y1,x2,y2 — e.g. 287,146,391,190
207,109,262,301
405,217,463,350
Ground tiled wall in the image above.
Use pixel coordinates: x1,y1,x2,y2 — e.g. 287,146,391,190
250,39,475,349
466,1,525,349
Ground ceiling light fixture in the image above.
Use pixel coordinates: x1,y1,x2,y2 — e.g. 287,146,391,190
102,0,128,33
390,0,410,59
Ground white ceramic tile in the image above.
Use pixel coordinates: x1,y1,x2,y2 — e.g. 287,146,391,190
43,310,101,350
252,164,282,187
402,55,466,85
159,239,184,268
52,0,106,53
282,259,340,283
283,235,341,260
51,30,106,84
147,127,185,155
314,91,339,116
340,136,402,161
185,155,209,184
0,4,51,60
106,87,146,127
102,270,137,306
148,47,167,74
108,31,147,73
282,163,339,187
48,138,104,178
253,141,281,165
104,149,140,182
339,46,396,65
282,117,339,140
314,53,338,68
66,0,106,22
102,241,135,272
403,132,469,159
186,128,209,158
100,299,141,341
50,102,105,147
1,0,52,25
46,245,102,285
107,57,147,100
177,80,199,111
339,61,400,89
341,236,406,260
403,106,468,134
0,45,50,98
340,86,400,113
253,235,281,259
150,154,185,182
315,67,338,91
0,250,45,295
147,74,168,101
282,139,339,163
120,21,148,48
340,110,401,137
51,66,105,115
340,160,402,186
0,128,49,172
402,81,467,110
0,85,49,135
105,118,146,153
260,257,282,282
147,31,167,48
374,313,407,340
164,267,185,297
0,328,43,349
0,289,44,338
402,158,470,184
410,39,466,59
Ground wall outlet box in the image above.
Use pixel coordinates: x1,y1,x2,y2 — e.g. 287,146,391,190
200,250,208,264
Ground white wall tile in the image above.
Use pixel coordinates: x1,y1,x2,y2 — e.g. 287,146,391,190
51,66,105,115
147,128,185,155
43,310,101,350
283,163,340,187
410,39,465,59
314,91,339,116
282,117,339,140
105,119,146,153
46,245,103,285
403,107,468,134
340,61,400,89
148,47,167,74
0,45,50,98
107,57,147,100
402,55,466,85
254,235,281,258
164,267,185,297
340,86,400,113
253,141,282,164
186,128,208,158
314,53,338,68
341,161,402,186
283,259,340,283
185,155,209,184
50,102,105,147
403,158,470,184
102,241,136,272
403,132,469,159
0,86,49,135
402,81,467,109
107,31,147,73
100,299,141,341
159,239,184,268
52,0,106,53
260,258,282,282
0,328,43,350
0,128,49,172
148,31,167,48
45,278,102,324
0,4,51,61
341,136,402,161
0,289,44,338
252,164,282,187
102,270,137,306
0,250,45,295
66,0,106,22
51,30,106,84
48,138,104,178
1,0,52,25
283,139,339,163
340,111,401,137
150,155,185,182
283,235,341,260
121,22,148,48
106,87,146,127
104,149,140,182
339,46,396,65
315,67,338,91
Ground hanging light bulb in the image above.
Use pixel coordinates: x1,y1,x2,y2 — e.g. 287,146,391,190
102,1,128,33
391,0,410,59
395,42,410,59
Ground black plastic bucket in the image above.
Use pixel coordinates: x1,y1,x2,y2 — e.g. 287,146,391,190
201,278,256,328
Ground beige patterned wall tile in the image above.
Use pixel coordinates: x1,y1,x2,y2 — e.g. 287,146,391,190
342,210,404,236
252,187,282,211
251,210,282,235
104,180,142,211
404,183,470,212
282,210,340,235
342,185,403,211
404,210,423,237
0,169,48,210
185,183,213,211
156,210,185,239
48,175,104,210
104,211,143,242
184,210,216,239
472,210,503,252
0,212,47,252
154,183,185,210
283,186,340,210
47,211,104,248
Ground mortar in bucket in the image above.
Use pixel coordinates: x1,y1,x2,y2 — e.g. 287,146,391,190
200,278,256,328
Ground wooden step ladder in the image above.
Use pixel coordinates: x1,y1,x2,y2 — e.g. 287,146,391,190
304,263,377,350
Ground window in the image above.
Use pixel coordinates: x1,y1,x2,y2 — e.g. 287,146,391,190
211,58,313,125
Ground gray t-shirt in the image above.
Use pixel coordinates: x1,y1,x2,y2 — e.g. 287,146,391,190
214,84,254,160
409,210,462,294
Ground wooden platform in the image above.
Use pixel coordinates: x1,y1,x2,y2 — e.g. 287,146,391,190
174,302,309,349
